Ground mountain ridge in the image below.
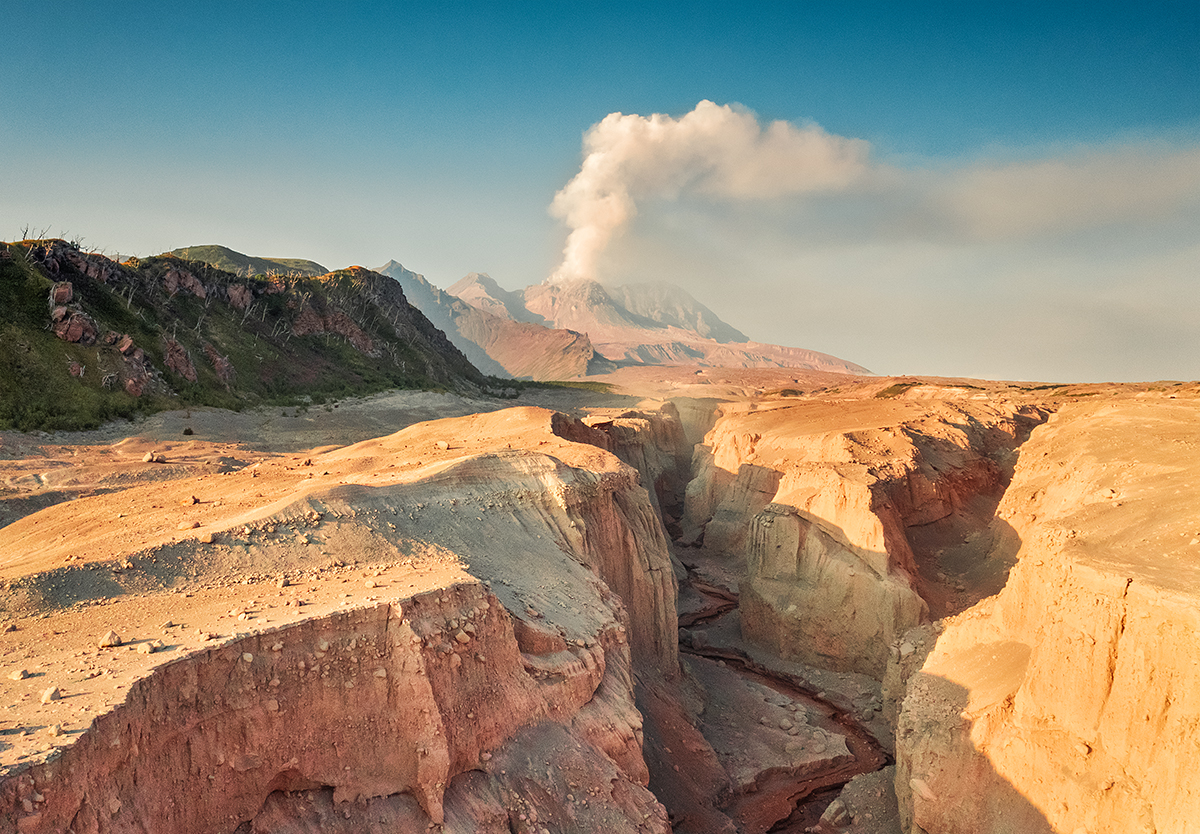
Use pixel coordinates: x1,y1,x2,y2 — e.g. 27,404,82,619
169,245,328,277
447,275,870,376
0,239,490,431
375,262,611,380
610,281,748,343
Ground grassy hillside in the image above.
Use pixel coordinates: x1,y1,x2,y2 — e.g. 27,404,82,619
0,240,491,432
168,244,327,277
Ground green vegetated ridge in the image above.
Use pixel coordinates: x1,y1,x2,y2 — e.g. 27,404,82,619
0,239,492,432
168,245,328,278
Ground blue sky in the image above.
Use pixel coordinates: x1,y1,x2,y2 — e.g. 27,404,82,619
3,1,1198,381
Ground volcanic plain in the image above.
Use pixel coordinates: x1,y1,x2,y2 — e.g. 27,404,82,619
1,370,1198,834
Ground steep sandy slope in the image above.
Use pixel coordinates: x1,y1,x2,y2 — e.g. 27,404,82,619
0,407,679,833
682,396,1047,678
894,397,1200,834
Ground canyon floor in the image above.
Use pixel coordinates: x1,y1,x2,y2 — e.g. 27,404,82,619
1,368,1197,833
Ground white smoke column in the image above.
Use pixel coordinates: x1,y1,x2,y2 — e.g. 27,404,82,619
548,100,871,283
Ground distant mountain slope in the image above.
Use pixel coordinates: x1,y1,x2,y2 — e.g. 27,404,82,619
0,239,488,432
451,276,869,375
447,272,546,325
168,245,327,277
376,261,611,380
610,281,748,343
376,261,509,376
523,280,668,339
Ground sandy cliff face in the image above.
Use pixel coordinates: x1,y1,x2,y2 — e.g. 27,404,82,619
0,407,678,833
683,398,1047,678
895,398,1200,834
582,402,694,524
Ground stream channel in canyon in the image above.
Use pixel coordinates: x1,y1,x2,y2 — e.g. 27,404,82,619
0,392,1056,833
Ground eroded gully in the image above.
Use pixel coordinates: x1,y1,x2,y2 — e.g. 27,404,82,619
675,570,890,832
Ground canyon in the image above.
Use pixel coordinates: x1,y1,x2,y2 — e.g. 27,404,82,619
1,372,1198,833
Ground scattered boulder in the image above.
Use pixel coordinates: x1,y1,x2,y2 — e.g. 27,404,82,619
99,630,123,647
50,281,73,305
51,309,98,344
40,686,61,704
817,797,851,831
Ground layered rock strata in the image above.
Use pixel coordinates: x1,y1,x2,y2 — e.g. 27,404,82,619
582,402,693,524
895,398,1200,834
0,407,679,832
683,398,1047,678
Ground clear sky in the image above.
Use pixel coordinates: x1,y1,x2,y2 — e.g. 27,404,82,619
3,1,1198,381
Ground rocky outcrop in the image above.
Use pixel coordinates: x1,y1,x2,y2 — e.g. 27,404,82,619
290,304,376,356
203,344,236,385
227,284,253,311
683,399,1047,678
0,583,666,834
28,241,126,285
163,265,207,299
582,402,693,522
51,307,98,344
163,337,198,382
894,399,1200,834
0,407,679,832
50,281,73,305
5,239,492,432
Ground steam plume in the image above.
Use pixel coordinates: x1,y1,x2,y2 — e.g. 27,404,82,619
548,100,870,283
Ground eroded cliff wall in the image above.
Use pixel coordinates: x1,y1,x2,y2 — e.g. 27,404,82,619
682,398,1046,678
0,407,679,833
895,399,1200,834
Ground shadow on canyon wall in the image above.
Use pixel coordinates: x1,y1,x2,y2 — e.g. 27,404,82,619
901,672,1053,834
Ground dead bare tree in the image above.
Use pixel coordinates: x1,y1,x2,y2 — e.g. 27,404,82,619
240,300,259,326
